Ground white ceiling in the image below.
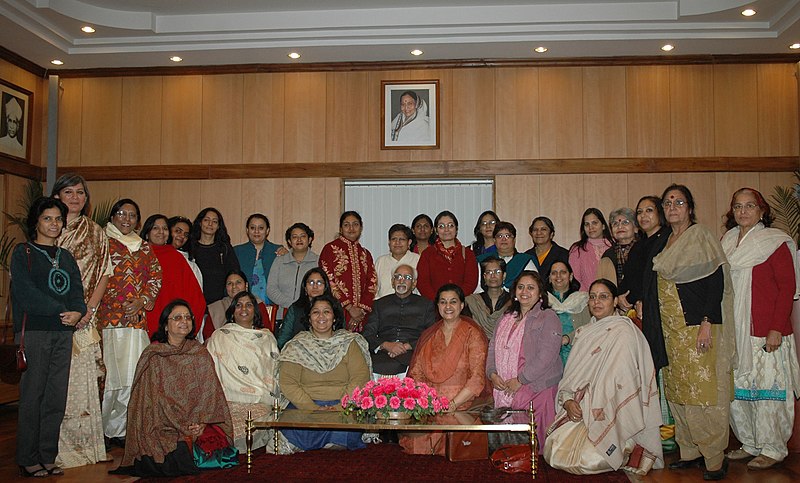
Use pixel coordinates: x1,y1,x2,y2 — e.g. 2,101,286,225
1,0,800,70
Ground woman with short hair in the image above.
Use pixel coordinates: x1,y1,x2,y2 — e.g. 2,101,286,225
267,222,319,325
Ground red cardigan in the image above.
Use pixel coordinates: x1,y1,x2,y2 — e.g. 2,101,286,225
416,242,479,301
751,243,796,337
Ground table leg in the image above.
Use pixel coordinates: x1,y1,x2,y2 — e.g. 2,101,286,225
273,399,280,455
529,401,538,480
246,410,253,473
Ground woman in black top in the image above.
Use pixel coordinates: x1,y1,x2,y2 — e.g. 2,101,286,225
189,207,240,304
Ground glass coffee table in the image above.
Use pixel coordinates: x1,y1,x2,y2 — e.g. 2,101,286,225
246,402,539,478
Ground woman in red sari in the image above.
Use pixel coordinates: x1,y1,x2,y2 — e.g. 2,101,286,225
400,283,488,455
416,211,479,301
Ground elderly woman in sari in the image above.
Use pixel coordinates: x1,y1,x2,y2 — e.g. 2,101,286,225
597,207,638,287
389,90,432,145
99,198,161,445
278,293,371,452
546,261,590,365
50,174,111,468
487,271,562,452
544,279,663,476
650,184,734,481
400,284,488,456
142,214,207,340
721,188,800,470
117,300,235,477
207,291,279,452
465,256,511,339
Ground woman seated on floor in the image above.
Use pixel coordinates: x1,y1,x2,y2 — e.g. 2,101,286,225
544,279,663,476
278,293,372,452
116,300,236,477
400,283,488,456
207,290,279,452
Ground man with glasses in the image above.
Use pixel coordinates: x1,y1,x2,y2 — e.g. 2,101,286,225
362,264,434,381
373,224,420,299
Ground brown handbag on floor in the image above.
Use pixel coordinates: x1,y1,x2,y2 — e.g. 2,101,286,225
490,445,532,474
445,431,488,462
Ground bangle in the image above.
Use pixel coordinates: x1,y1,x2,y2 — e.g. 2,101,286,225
141,296,150,306
89,306,98,314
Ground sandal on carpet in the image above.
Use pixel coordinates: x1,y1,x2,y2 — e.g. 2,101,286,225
44,464,64,475
19,465,48,478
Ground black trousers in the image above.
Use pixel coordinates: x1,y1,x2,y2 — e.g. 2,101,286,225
16,331,72,466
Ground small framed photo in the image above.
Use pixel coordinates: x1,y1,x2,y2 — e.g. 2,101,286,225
0,78,32,162
382,80,439,150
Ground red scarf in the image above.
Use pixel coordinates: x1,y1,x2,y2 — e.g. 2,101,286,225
434,237,464,264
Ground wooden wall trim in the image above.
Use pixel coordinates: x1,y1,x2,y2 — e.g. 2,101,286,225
0,156,45,180
53,54,800,78
0,46,46,78
60,156,799,181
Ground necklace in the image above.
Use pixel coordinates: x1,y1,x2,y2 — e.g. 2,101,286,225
28,242,70,295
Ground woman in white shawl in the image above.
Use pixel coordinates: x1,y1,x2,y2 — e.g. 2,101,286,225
544,278,663,475
721,188,800,470
207,290,278,452
389,91,432,145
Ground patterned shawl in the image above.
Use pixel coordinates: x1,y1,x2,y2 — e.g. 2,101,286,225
121,339,232,466
433,237,464,264
279,329,372,374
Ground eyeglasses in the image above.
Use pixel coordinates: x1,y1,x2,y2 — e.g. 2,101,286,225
306,280,326,287
437,223,456,230
483,269,503,276
588,293,613,301
480,220,497,227
115,210,138,220
168,314,193,322
390,237,409,243
732,202,758,212
611,219,632,228
495,233,514,240
662,199,686,209
392,274,413,281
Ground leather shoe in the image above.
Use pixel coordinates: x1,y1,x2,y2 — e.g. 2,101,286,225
727,448,753,461
669,456,705,470
703,457,728,481
747,455,780,470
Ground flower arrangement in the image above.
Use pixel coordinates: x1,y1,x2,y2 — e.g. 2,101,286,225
341,376,449,421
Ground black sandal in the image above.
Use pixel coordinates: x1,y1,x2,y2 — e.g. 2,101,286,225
44,464,64,476
19,464,48,478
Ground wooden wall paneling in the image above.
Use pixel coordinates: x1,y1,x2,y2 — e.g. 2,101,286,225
626,65,671,157
451,69,496,161
582,174,630,226
3,173,31,241
84,181,120,216
161,76,202,165
0,60,43,167
57,78,83,167
158,180,202,220
407,69,453,162
118,181,160,228
495,67,539,160
287,177,343,244
495,174,541,252
582,66,626,158
760,171,798,236
242,73,284,164
626,173,668,209
670,65,714,157
538,173,585,248
199,179,244,244
322,178,342,244
240,178,285,245
326,72,370,163
120,77,162,165
539,67,584,159
80,77,122,166
757,64,799,156
283,72,327,163
201,74,244,165
669,173,717,232
713,64,759,157
714,172,758,234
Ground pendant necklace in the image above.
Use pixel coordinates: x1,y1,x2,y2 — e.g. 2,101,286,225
28,242,71,295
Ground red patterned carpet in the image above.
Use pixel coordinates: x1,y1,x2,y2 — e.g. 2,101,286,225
154,443,630,482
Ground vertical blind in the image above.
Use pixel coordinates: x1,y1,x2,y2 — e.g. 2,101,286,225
344,179,494,259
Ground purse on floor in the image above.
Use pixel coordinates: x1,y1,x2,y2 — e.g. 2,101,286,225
490,445,532,474
445,431,488,462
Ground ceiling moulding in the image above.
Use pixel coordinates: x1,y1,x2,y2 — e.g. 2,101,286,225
0,46,47,77
50,54,800,78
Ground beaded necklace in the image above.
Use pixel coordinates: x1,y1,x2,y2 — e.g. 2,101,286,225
28,242,70,295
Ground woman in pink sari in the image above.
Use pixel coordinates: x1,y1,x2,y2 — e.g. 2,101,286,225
487,270,562,452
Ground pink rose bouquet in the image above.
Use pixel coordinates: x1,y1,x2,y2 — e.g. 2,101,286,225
341,376,450,421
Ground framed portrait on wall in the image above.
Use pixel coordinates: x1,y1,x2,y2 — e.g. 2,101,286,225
382,80,439,150
0,78,32,162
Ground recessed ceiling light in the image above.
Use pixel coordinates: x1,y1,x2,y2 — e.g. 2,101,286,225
410,49,423,56
288,52,301,59
169,56,182,62
81,26,95,33
50,59,63,65
661,44,674,52
741,8,756,17
534,46,548,53
790,43,800,50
